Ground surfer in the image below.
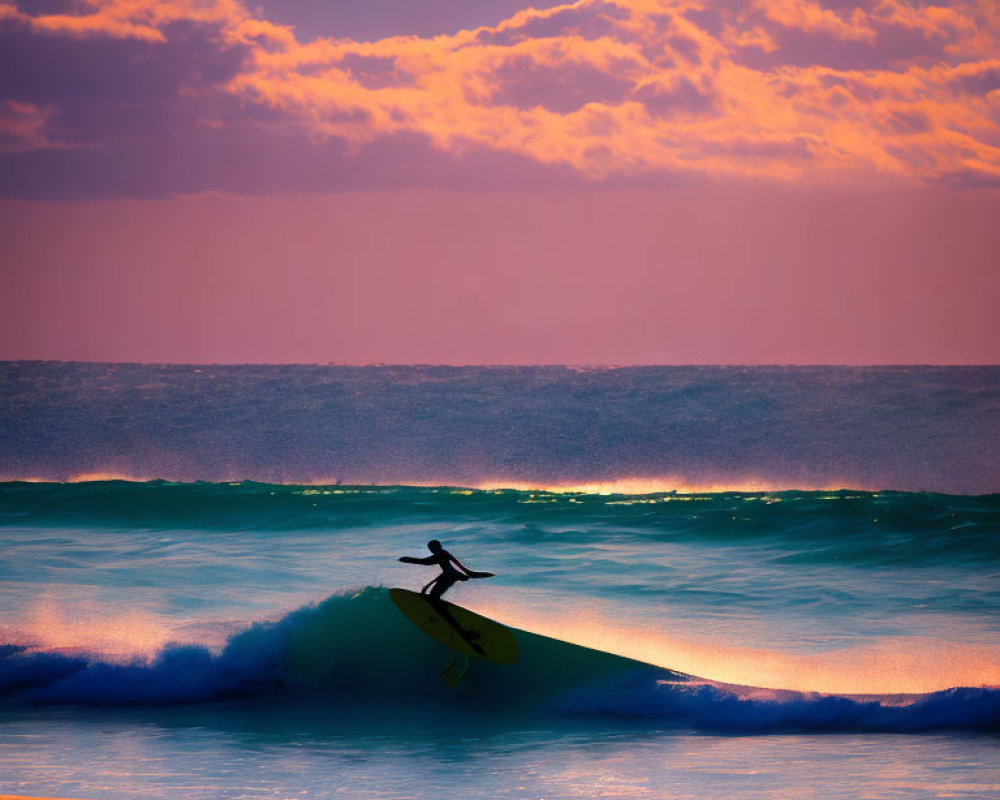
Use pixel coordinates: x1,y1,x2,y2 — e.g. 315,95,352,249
398,539,491,600
399,540,493,656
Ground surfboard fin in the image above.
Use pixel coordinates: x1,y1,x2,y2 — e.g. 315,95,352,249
442,656,470,687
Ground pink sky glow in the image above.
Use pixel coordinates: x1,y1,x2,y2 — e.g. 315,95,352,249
1,0,998,363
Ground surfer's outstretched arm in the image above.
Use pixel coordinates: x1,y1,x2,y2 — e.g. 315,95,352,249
399,555,436,565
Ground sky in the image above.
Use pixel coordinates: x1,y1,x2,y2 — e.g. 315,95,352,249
1,0,998,364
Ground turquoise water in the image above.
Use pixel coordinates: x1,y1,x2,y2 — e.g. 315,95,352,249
1,364,998,798
1,481,998,798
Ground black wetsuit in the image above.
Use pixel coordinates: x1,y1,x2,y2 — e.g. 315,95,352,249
421,549,469,599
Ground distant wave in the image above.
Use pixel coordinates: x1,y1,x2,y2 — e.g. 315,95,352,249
1,588,997,732
3,481,998,569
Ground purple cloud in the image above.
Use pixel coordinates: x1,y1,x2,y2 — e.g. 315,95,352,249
0,124,592,199
253,0,567,42
0,16,248,155
334,54,414,90
631,77,717,117
488,54,638,113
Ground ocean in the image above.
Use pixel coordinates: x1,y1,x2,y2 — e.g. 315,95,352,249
1,363,998,799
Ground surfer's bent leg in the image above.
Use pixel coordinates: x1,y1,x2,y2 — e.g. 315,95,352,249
425,581,486,656
427,574,458,600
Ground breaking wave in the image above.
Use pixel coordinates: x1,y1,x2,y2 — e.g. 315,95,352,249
2,588,997,732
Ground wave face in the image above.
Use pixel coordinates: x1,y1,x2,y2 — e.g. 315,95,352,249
2,362,999,494
1,588,997,733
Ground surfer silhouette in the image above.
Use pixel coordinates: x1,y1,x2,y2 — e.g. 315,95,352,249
399,540,494,655
399,539,492,599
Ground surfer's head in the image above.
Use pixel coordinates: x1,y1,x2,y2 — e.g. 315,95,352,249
427,539,442,553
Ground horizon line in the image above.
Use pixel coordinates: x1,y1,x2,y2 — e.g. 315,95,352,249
3,360,999,369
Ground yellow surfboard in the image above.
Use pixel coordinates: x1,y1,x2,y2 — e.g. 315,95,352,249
389,588,519,664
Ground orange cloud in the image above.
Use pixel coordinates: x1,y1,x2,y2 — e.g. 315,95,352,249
4,0,999,187
222,0,1000,185
5,0,291,46
755,0,876,42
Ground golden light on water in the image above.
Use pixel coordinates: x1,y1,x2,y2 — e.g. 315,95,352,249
26,599,174,660
474,477,863,495
473,597,1000,695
